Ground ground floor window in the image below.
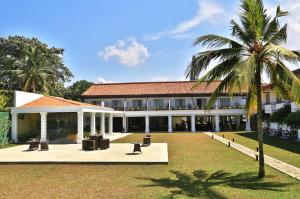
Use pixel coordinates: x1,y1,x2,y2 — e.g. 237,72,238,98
149,116,168,132
17,113,40,142
128,117,145,132
172,116,191,131
47,113,77,143
195,116,214,131
219,115,245,131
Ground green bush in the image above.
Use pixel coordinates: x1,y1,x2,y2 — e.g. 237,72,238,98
270,104,291,124
0,118,11,145
284,112,300,129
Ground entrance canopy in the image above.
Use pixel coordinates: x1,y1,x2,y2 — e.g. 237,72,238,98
10,91,123,143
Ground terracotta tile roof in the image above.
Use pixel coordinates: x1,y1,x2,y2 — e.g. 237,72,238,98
293,68,300,77
82,81,241,98
263,68,300,91
19,96,109,109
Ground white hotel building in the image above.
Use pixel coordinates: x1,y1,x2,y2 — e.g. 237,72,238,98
82,81,251,133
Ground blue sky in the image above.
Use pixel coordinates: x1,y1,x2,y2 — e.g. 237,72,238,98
1,0,299,84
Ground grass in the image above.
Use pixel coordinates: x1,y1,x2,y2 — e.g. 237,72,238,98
0,143,17,149
0,133,299,198
216,131,300,168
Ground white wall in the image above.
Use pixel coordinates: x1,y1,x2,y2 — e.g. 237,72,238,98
14,91,43,107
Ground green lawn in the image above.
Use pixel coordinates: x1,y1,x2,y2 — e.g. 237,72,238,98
0,143,17,149
216,131,300,168
0,133,299,198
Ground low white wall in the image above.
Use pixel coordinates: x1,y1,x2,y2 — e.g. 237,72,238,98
14,91,43,107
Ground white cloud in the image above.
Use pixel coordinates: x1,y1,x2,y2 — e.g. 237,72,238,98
171,1,224,34
95,77,114,84
144,0,224,41
98,38,149,67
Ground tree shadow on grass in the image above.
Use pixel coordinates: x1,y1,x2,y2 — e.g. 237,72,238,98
236,132,300,155
137,170,292,199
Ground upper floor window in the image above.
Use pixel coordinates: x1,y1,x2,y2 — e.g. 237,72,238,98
276,96,283,103
196,98,207,107
132,99,143,107
220,98,230,107
265,93,270,104
91,100,97,105
153,99,164,107
112,100,122,108
175,99,185,107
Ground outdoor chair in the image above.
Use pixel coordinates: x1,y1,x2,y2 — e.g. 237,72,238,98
89,134,103,149
281,130,292,139
142,137,151,146
99,139,110,150
27,139,39,151
40,141,49,151
82,139,96,151
133,143,142,153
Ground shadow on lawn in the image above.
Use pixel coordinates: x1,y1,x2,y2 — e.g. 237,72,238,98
137,170,291,199
236,132,300,155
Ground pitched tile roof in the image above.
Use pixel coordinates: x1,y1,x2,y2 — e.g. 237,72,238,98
82,81,235,98
19,96,109,109
263,68,300,90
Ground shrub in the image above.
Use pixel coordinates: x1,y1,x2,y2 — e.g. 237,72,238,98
270,104,291,124
284,112,300,129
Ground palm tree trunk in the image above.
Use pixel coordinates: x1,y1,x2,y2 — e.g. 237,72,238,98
255,63,265,178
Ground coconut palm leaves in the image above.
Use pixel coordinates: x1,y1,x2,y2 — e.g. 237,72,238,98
10,45,59,94
186,0,300,178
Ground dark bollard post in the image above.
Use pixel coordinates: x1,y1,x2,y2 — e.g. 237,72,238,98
232,138,235,142
228,141,230,147
256,146,259,152
211,134,214,139
222,134,225,138
255,154,258,161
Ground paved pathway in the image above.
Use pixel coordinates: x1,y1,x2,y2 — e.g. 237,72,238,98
204,132,300,180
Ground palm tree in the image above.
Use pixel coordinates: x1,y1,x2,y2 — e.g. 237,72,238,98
186,0,300,178
11,45,56,94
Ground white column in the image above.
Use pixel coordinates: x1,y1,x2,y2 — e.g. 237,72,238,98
11,113,18,143
168,115,173,133
77,111,84,144
215,114,220,132
101,112,106,138
246,116,251,131
122,116,127,132
101,101,105,107
168,99,171,110
215,98,219,109
146,99,149,111
40,112,47,142
124,100,127,111
191,114,196,132
109,114,113,135
90,112,96,135
145,115,150,133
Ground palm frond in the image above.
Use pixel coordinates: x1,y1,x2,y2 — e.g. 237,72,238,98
193,35,242,49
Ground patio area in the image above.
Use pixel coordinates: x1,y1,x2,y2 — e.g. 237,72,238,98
0,141,168,164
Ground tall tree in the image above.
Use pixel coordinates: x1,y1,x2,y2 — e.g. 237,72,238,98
0,36,73,95
189,56,197,80
64,80,93,101
186,0,300,178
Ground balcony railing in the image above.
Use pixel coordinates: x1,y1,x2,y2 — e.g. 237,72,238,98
148,106,170,111
218,104,245,109
111,104,245,111
125,106,147,111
